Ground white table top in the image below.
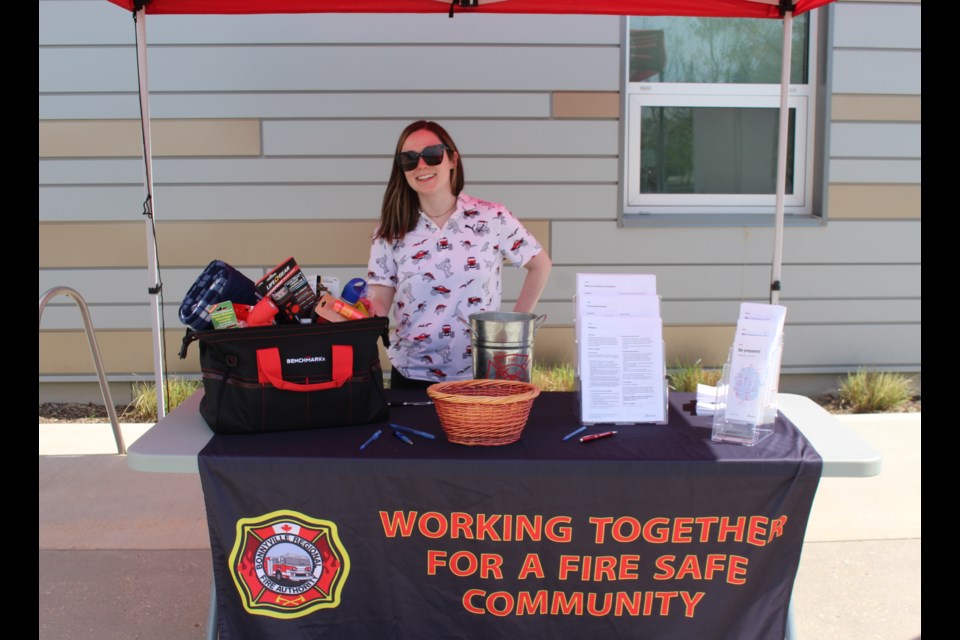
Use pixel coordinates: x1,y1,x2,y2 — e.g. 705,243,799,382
127,391,881,478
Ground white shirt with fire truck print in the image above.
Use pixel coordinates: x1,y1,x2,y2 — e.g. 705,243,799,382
367,194,542,382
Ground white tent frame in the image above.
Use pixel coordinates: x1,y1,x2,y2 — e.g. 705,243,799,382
129,2,797,419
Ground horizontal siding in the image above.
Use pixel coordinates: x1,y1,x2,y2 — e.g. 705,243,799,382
552,220,921,264
535,298,919,327
539,264,920,300
830,123,921,159
831,95,921,122
40,220,550,268
547,324,921,371
39,120,262,157
782,324,921,368
40,92,552,121
552,92,620,119
39,330,202,375
828,159,920,184
41,263,920,330
262,120,618,156
827,185,920,219
40,46,620,93
40,220,548,268
40,320,919,376
38,6,922,388
40,185,618,221
40,157,619,185
40,4,619,46
833,3,922,49
831,50,921,95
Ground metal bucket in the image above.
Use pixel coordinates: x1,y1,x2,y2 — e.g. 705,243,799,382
469,311,546,383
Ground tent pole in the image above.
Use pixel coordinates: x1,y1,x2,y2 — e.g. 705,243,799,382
134,8,168,419
770,9,793,305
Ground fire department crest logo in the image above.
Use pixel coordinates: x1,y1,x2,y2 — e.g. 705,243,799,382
229,510,350,618
487,353,530,381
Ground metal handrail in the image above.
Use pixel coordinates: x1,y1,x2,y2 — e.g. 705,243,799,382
39,287,126,455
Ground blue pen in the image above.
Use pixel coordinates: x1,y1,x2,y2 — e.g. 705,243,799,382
390,423,437,440
562,426,587,442
393,430,414,446
359,429,382,451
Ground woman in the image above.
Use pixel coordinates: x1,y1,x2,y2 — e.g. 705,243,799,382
367,120,552,388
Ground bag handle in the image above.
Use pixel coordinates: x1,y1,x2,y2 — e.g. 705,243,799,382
256,345,353,392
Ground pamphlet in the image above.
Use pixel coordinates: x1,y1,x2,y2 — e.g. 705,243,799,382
575,273,666,424
721,304,787,424
579,315,665,423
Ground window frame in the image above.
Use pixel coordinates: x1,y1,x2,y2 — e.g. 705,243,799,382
619,12,823,222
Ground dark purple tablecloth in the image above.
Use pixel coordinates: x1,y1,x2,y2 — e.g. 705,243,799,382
199,391,821,640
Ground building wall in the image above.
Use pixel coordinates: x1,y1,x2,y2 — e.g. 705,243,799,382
39,0,921,400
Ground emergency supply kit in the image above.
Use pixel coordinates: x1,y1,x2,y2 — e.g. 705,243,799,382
180,317,390,434
178,258,389,435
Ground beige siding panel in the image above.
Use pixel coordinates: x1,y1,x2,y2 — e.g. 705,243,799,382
40,223,145,268
831,95,921,122
664,326,737,367
39,330,200,375
39,120,261,158
531,327,578,367
552,92,620,119
40,220,550,269
160,220,549,268
154,221,377,267
828,185,921,219
154,120,261,156
523,221,551,256
40,221,377,268
40,121,142,158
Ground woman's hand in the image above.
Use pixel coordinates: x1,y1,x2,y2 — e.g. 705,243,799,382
513,250,552,314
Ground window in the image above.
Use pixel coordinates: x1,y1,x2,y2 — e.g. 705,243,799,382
622,14,820,218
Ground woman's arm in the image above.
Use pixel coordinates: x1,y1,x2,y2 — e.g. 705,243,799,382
512,250,552,314
367,284,396,318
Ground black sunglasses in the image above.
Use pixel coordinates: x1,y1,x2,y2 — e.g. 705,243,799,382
397,144,450,172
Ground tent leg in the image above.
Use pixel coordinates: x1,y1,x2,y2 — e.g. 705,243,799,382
134,8,168,418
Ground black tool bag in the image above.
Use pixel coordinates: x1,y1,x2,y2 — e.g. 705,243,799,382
180,317,390,434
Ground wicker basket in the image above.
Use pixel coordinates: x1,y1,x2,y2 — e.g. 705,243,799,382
427,379,541,446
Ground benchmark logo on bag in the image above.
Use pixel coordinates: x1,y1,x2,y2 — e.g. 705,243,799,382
286,356,327,364
229,510,350,618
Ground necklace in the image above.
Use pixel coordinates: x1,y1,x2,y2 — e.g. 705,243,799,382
423,200,458,219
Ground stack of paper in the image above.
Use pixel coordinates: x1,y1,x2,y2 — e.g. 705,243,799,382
575,274,665,424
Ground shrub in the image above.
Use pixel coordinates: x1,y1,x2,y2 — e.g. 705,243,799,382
838,369,914,413
122,378,203,422
667,359,723,392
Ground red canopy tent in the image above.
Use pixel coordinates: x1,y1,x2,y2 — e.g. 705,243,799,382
103,0,831,417
108,0,830,17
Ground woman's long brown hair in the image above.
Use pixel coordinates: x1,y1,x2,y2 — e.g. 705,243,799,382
375,120,465,242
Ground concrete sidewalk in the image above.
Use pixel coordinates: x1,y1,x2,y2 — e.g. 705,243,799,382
39,415,921,639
